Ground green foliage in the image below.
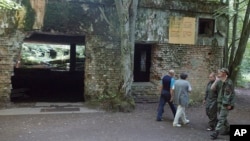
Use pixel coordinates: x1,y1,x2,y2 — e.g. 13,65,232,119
22,0,35,31
213,5,236,18
189,89,204,106
0,0,21,10
237,43,250,88
0,0,22,34
97,89,135,112
21,43,68,66
241,43,250,74
20,43,85,70
237,73,250,88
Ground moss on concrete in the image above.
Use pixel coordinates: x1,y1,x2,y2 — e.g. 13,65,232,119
22,0,35,31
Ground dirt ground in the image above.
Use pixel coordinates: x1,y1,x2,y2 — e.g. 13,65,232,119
0,88,249,141
130,88,250,141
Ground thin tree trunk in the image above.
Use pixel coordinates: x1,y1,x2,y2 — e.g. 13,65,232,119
229,0,239,66
229,0,250,83
223,0,230,67
241,0,250,32
129,0,138,75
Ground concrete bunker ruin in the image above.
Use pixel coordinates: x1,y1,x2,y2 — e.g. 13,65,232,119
0,0,228,106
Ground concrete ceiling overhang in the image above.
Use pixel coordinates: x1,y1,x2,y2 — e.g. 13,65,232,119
24,32,85,45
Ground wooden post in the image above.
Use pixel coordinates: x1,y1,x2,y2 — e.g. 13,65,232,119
70,44,76,72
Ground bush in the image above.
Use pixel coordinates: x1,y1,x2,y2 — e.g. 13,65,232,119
189,89,204,106
237,73,250,88
97,89,135,112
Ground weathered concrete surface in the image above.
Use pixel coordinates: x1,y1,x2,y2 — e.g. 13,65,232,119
0,88,249,141
0,102,102,116
0,0,227,105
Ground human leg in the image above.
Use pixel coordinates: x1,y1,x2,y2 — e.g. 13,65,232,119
208,103,218,130
167,101,176,117
211,107,229,139
156,95,167,121
173,105,184,127
220,118,230,135
180,106,189,124
206,107,213,130
215,108,229,131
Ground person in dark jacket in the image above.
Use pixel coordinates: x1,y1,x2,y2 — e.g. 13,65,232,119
203,72,218,131
156,70,176,121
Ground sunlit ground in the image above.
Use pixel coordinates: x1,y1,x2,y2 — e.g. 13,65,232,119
243,73,250,81
241,73,250,88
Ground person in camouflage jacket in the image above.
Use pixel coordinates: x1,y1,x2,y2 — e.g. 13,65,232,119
210,68,236,140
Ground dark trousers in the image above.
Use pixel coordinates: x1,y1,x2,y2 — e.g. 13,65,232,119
205,101,218,129
157,93,176,120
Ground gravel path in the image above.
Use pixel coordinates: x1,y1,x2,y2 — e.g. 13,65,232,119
0,88,249,141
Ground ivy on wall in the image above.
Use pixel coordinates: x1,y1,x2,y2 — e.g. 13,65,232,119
0,0,22,35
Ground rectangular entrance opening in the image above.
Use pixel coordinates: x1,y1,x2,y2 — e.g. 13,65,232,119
133,44,152,82
11,32,85,102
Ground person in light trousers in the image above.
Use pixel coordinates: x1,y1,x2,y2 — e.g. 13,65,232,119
172,72,192,127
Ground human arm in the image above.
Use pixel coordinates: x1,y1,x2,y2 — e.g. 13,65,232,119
170,78,175,102
222,79,235,110
211,77,220,91
203,83,209,104
188,82,192,92
159,85,163,94
170,85,174,102
158,77,163,94
203,95,208,104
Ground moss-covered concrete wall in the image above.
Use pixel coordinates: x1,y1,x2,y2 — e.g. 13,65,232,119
0,6,26,105
132,0,226,103
0,0,226,105
43,1,119,36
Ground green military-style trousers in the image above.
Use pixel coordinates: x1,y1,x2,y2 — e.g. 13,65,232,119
206,101,217,129
215,106,230,133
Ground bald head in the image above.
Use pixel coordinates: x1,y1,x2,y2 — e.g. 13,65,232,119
169,69,175,77
209,72,216,82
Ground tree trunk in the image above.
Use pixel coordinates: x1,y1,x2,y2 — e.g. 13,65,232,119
229,0,239,66
229,0,250,83
223,0,230,67
115,0,138,97
129,0,138,73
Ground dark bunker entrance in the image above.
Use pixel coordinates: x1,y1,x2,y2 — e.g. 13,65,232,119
11,32,85,102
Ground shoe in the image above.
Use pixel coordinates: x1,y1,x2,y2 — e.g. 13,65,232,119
156,118,162,121
173,123,182,127
210,131,219,140
183,120,190,125
206,127,214,131
220,131,229,135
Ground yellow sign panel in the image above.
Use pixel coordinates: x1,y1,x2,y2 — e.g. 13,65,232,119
169,17,196,44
